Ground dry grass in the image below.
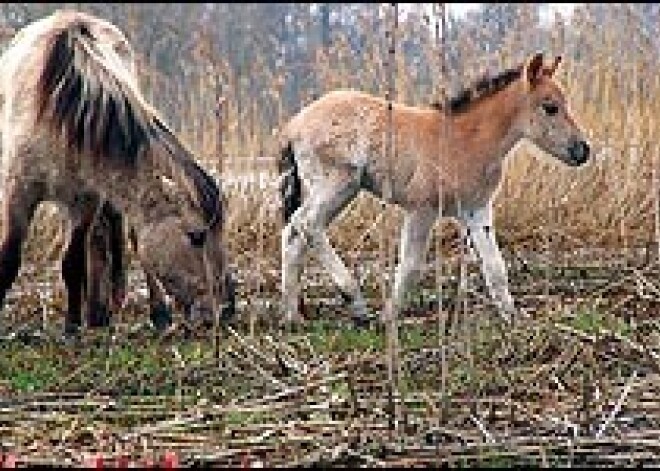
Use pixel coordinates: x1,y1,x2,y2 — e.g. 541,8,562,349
1,3,659,467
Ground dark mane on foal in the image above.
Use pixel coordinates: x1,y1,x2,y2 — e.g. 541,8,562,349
35,14,223,229
431,64,523,114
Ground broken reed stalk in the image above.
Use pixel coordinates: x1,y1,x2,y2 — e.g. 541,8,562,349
436,1,450,427
384,1,400,435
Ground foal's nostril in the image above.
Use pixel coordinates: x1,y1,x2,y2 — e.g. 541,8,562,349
569,140,590,165
579,141,590,161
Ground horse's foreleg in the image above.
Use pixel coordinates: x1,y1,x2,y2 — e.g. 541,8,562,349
106,203,127,313
85,208,113,328
61,223,88,334
461,204,516,324
0,184,41,312
128,227,172,331
145,270,172,331
384,207,436,324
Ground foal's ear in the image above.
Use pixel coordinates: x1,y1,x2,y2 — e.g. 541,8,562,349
524,52,545,89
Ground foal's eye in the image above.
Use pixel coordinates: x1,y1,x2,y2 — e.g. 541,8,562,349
541,102,559,116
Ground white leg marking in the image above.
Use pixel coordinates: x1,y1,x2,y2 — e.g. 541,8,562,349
282,175,362,323
383,207,436,323
461,204,516,324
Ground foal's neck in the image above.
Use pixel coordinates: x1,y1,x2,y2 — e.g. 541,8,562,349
449,80,525,160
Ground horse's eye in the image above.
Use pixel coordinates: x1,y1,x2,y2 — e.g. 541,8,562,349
187,230,206,248
542,102,559,116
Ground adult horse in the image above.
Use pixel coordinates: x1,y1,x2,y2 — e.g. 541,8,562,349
279,52,590,327
0,10,232,334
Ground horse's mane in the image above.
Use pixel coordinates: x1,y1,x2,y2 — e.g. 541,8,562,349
35,14,147,166
32,12,222,229
150,117,223,229
431,64,523,115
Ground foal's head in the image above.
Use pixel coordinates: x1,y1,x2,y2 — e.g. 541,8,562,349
514,52,591,167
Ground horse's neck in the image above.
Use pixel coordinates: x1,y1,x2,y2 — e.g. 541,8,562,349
124,176,187,228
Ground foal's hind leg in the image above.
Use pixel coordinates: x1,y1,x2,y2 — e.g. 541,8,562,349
282,175,364,324
0,182,42,312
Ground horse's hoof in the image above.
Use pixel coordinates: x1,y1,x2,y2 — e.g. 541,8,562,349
279,319,303,335
59,329,82,346
150,303,173,332
10,328,47,346
351,312,376,330
87,303,112,328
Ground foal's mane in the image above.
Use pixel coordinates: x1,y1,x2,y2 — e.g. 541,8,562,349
431,64,523,115
32,12,222,229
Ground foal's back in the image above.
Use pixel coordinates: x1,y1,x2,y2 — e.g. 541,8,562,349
283,89,442,207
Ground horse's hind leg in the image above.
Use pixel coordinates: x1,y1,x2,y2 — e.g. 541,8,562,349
282,174,363,324
0,182,43,312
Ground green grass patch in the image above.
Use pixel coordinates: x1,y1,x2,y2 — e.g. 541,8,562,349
565,308,632,337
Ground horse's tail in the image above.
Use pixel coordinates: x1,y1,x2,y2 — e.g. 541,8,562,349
35,14,150,168
279,141,302,224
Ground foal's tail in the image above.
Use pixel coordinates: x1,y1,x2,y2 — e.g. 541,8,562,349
279,141,302,224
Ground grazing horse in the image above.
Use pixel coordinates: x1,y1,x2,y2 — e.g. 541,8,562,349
0,10,232,334
279,52,591,326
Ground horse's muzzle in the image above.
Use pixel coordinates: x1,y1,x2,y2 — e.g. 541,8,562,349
568,139,590,166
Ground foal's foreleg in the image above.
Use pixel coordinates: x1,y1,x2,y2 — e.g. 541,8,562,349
462,205,516,324
384,208,436,323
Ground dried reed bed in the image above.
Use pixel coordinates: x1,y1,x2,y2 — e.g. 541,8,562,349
1,3,660,467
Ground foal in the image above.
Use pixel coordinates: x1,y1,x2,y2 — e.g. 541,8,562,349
0,10,231,333
279,52,590,326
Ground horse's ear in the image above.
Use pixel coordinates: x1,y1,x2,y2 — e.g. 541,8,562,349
547,55,562,76
524,52,545,89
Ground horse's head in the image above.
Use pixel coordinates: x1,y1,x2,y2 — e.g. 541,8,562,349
135,212,234,327
514,52,591,167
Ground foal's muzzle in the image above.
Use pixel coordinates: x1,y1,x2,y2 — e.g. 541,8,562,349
568,139,590,166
